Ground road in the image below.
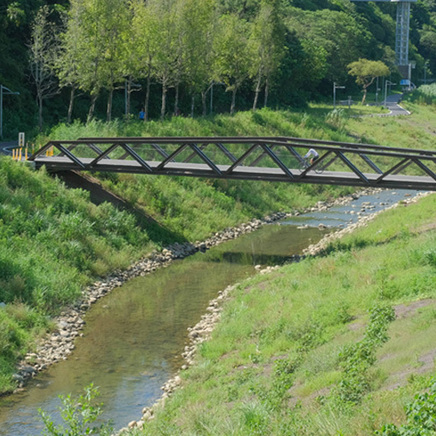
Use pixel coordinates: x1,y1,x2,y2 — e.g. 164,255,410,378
383,93,411,116
0,141,17,155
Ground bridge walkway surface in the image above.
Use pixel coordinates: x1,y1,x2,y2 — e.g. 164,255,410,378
27,136,436,191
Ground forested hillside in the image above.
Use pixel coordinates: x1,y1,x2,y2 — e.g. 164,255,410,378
1,0,436,138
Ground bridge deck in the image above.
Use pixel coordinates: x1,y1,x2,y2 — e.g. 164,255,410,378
31,155,436,190
28,137,436,191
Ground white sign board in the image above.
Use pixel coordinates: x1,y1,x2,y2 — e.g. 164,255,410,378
18,132,25,147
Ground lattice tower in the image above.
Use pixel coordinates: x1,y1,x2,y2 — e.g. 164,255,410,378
351,0,416,68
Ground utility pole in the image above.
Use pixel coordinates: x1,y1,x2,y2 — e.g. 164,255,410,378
0,85,20,139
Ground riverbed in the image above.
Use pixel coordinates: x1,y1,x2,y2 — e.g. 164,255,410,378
0,189,421,435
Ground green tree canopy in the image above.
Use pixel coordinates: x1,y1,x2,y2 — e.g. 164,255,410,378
347,58,390,104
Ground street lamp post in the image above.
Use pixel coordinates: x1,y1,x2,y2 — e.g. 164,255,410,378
0,85,20,139
383,80,396,107
333,82,345,108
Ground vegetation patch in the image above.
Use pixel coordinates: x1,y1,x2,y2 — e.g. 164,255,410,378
137,193,436,435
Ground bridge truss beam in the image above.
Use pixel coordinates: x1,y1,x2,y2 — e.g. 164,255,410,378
28,137,436,191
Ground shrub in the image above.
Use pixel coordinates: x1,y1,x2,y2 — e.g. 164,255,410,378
38,384,113,436
335,304,396,405
375,378,436,435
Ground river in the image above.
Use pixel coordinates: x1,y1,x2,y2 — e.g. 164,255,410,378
0,189,420,435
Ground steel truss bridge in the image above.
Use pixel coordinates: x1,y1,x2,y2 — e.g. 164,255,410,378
28,136,436,191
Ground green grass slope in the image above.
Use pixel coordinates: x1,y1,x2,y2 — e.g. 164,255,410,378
1,107,359,395
138,193,436,435
0,158,159,392
1,98,435,398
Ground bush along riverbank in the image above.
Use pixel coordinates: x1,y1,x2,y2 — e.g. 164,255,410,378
14,188,382,389
126,192,436,436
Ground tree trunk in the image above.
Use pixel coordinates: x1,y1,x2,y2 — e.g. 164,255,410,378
144,74,151,122
126,78,131,120
107,88,113,122
264,77,269,108
201,91,207,116
38,94,43,132
230,87,237,115
362,86,368,105
253,74,261,111
67,87,75,124
88,94,98,122
161,83,167,120
191,95,195,118
174,84,179,116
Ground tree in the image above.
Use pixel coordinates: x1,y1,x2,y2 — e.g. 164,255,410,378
28,5,59,131
61,0,129,122
178,0,218,116
129,0,161,121
56,6,82,123
97,0,130,121
288,9,373,87
213,14,252,114
150,0,178,120
347,58,390,104
63,0,106,122
249,0,286,110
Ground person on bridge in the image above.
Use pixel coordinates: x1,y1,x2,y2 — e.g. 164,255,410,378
303,148,319,165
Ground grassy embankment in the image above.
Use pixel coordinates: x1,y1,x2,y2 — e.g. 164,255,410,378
1,99,434,397
134,192,436,436
1,107,362,395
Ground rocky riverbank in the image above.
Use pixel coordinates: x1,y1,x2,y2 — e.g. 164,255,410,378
13,188,413,403
16,190,370,387
117,188,430,432
302,190,431,257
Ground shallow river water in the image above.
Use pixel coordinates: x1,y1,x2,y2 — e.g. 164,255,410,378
0,189,420,435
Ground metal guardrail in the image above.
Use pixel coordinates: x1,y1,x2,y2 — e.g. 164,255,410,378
28,136,436,190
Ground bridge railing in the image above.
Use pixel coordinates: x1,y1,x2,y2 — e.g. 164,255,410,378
28,136,436,190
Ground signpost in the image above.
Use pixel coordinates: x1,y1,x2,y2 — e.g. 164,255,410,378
18,132,25,148
333,83,345,108
0,85,20,139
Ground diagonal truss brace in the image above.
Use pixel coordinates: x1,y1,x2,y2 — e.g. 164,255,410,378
89,143,152,172
187,143,222,176
259,143,294,179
